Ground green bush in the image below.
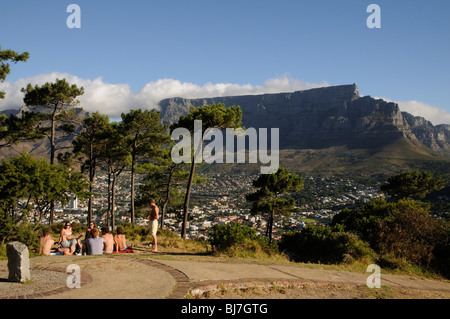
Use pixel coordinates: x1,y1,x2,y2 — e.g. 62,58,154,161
117,223,155,242
331,198,450,276
15,223,40,252
0,207,15,245
0,221,41,255
279,225,375,264
209,223,278,255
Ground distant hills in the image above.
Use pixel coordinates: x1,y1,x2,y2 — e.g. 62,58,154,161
1,84,449,180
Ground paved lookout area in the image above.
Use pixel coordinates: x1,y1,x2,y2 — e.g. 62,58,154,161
1,254,450,299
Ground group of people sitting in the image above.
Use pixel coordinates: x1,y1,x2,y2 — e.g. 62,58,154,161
39,221,133,256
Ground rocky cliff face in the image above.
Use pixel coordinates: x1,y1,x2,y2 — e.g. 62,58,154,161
401,112,450,156
159,84,450,155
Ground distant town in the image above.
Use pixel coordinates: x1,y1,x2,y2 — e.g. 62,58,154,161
50,171,385,241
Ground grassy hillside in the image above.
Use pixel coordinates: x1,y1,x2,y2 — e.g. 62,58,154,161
197,137,450,181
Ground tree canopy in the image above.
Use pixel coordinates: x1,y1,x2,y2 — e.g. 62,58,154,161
0,45,29,99
21,78,84,165
246,166,303,242
0,153,90,227
380,170,446,199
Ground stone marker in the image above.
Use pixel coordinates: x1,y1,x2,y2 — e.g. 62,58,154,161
7,241,31,283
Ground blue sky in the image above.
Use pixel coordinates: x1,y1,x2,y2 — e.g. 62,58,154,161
1,0,449,123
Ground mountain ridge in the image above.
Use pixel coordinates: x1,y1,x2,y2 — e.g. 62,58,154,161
158,84,449,153
1,84,449,179
157,84,450,178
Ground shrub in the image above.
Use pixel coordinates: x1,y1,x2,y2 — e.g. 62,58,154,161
279,225,375,264
210,223,256,251
118,223,154,242
209,223,278,255
14,223,40,252
0,207,15,245
373,202,446,266
0,221,41,255
70,222,83,234
331,198,450,277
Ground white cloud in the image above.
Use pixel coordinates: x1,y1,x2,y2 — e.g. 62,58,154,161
398,101,450,126
378,97,450,126
0,72,328,118
3,74,449,126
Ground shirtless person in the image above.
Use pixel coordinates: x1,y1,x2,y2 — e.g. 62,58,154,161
101,226,114,254
39,228,55,256
149,198,159,252
114,227,128,253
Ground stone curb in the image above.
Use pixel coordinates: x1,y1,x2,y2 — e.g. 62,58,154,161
0,266,93,299
130,257,190,299
188,278,359,297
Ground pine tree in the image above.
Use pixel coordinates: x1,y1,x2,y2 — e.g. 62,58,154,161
380,170,446,199
120,109,170,224
73,112,110,224
246,167,303,242
21,78,84,224
172,103,242,239
0,45,29,99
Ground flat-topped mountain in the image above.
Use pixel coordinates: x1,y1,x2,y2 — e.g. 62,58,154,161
158,84,449,178
159,84,449,155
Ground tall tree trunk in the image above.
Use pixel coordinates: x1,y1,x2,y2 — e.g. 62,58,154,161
88,143,94,225
50,109,56,165
269,210,274,243
181,161,196,239
181,138,202,239
160,165,174,229
111,175,117,232
130,141,136,224
87,197,93,225
107,166,112,229
49,108,57,225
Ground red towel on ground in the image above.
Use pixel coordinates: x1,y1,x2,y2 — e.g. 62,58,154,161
112,247,134,254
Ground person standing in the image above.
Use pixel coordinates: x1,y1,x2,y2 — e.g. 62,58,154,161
149,198,159,252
